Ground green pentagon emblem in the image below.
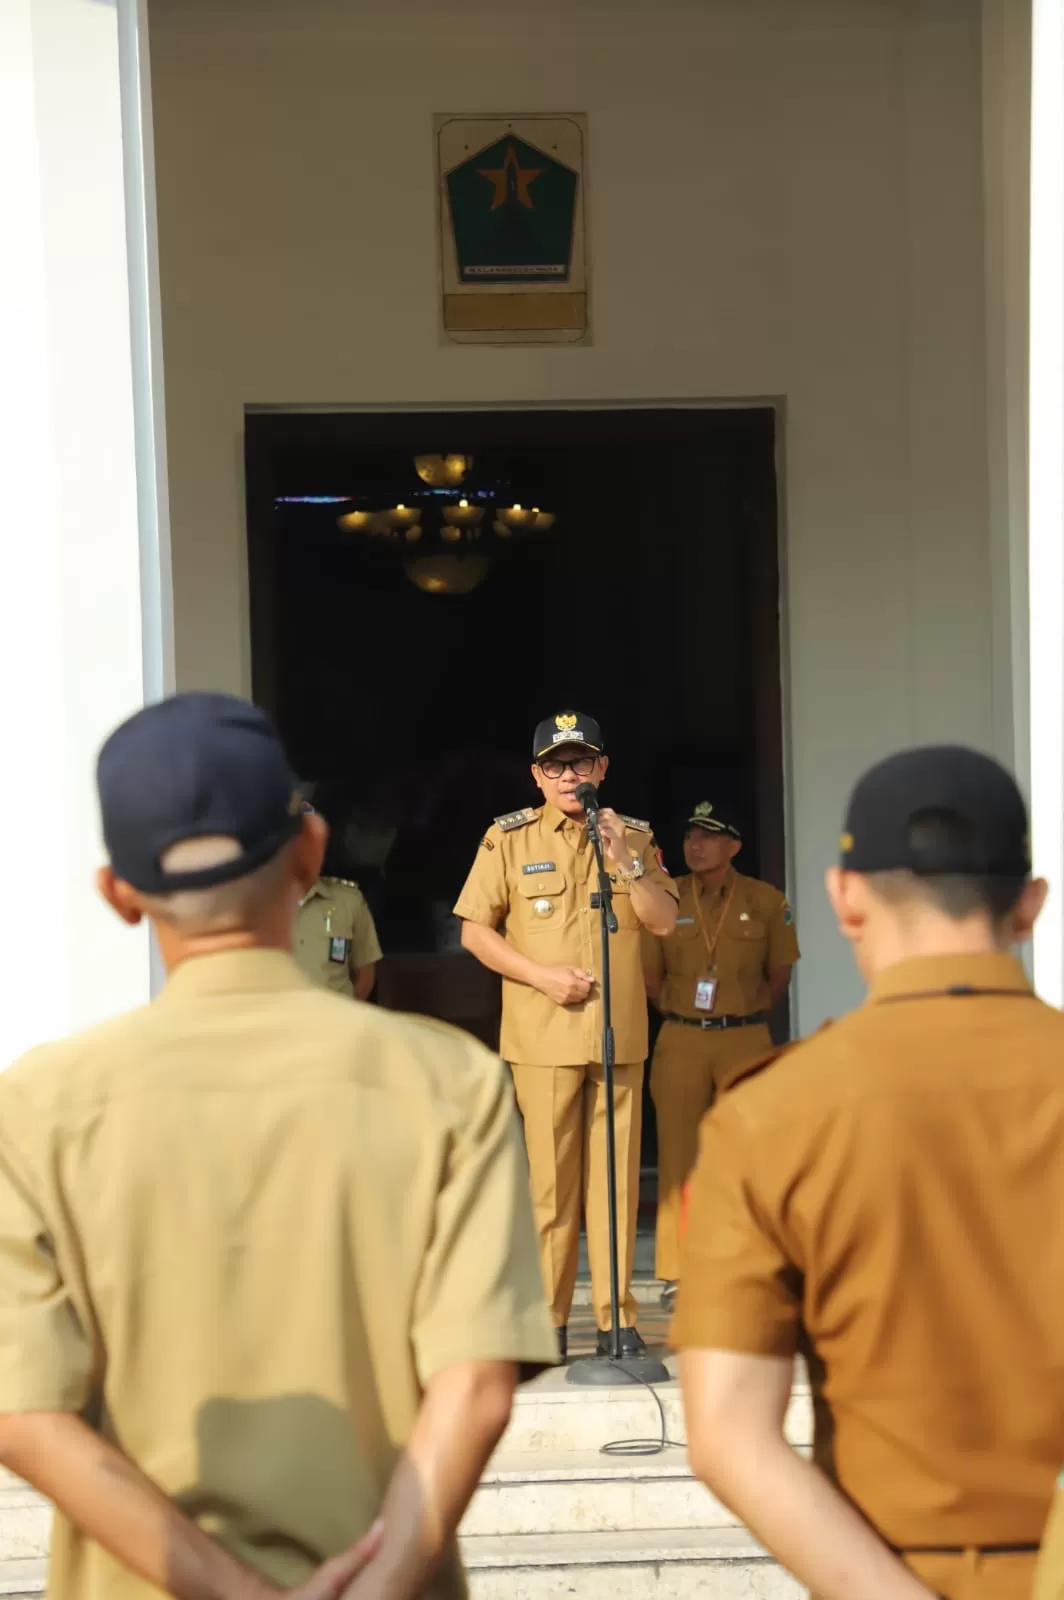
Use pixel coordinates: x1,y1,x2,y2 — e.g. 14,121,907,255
447,134,577,286
436,114,588,344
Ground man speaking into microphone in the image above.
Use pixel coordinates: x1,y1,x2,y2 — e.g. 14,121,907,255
454,711,677,1359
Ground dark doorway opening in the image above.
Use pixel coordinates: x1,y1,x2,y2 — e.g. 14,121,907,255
245,406,786,1168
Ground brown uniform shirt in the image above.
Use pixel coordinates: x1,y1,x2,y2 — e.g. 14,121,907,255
672,952,1064,1548
0,950,555,1600
294,876,382,997
453,801,677,1066
643,869,799,1019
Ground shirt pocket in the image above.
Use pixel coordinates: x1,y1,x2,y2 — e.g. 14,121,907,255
667,912,703,972
325,906,355,948
730,919,767,978
515,868,569,935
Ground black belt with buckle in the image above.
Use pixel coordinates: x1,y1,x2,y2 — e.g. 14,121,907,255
662,1011,769,1031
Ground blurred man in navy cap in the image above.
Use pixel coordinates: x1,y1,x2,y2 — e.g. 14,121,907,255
674,745,1064,1600
0,693,554,1600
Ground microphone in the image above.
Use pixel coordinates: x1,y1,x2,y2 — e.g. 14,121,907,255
575,781,601,822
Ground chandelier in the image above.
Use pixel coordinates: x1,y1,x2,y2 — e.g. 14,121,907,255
335,454,556,595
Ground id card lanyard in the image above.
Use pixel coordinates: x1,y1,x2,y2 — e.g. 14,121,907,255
691,878,736,1012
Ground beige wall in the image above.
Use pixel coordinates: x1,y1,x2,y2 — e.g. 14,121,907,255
148,0,997,1029
982,0,1031,792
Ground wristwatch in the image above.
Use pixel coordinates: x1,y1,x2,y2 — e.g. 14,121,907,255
616,855,645,883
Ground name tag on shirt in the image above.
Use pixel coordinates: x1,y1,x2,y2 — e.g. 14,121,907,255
523,861,556,874
694,978,718,1012
329,937,349,964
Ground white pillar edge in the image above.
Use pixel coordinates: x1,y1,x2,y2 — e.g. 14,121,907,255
117,0,174,708
1028,0,1064,1003
117,0,174,995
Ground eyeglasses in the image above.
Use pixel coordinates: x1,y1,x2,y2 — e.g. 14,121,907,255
537,755,598,780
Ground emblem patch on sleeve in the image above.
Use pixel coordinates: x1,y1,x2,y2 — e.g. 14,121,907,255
479,836,495,851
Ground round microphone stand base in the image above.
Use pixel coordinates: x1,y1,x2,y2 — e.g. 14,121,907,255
565,1351,671,1387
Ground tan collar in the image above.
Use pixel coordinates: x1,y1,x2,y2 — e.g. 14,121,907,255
158,948,312,1001
694,866,737,903
543,801,584,834
868,952,1031,1003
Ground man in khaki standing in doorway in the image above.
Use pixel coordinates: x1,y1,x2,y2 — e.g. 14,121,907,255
292,784,383,1001
455,710,677,1360
644,800,798,1308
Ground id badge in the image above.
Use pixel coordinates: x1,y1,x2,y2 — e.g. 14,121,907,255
694,978,718,1012
328,936,349,965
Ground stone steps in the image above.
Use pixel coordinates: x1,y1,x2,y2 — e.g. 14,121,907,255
461,1527,803,1599
462,1447,733,1537
458,1361,811,1594
497,1361,812,1456
468,1356,811,1593
0,1474,47,1594
0,1559,44,1598
0,1483,50,1567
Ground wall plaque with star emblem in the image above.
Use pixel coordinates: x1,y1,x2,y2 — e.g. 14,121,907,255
435,113,588,344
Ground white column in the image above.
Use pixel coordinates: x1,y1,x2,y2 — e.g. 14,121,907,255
0,0,172,1061
1029,0,1064,1004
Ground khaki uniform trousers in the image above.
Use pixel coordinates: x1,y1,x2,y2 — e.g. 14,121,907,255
651,1018,771,1281
904,1549,1037,1600
509,1061,643,1331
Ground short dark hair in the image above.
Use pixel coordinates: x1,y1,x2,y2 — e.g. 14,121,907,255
866,808,1028,921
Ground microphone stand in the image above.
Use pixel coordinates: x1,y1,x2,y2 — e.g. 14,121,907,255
567,805,669,1389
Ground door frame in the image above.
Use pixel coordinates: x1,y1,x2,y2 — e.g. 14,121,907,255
245,400,791,901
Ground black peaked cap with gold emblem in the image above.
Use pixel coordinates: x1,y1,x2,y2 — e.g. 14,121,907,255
533,710,605,761
686,801,741,840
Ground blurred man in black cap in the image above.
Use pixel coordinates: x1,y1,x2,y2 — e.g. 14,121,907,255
0,692,554,1600
674,745,1064,1600
643,801,798,1310
454,710,677,1359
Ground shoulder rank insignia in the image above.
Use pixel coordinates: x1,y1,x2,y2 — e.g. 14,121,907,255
494,806,538,832
321,875,359,890
616,812,652,833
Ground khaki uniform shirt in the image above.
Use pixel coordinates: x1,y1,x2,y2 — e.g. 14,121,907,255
294,876,382,997
0,950,554,1600
453,801,677,1067
672,952,1064,1549
643,869,799,1019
